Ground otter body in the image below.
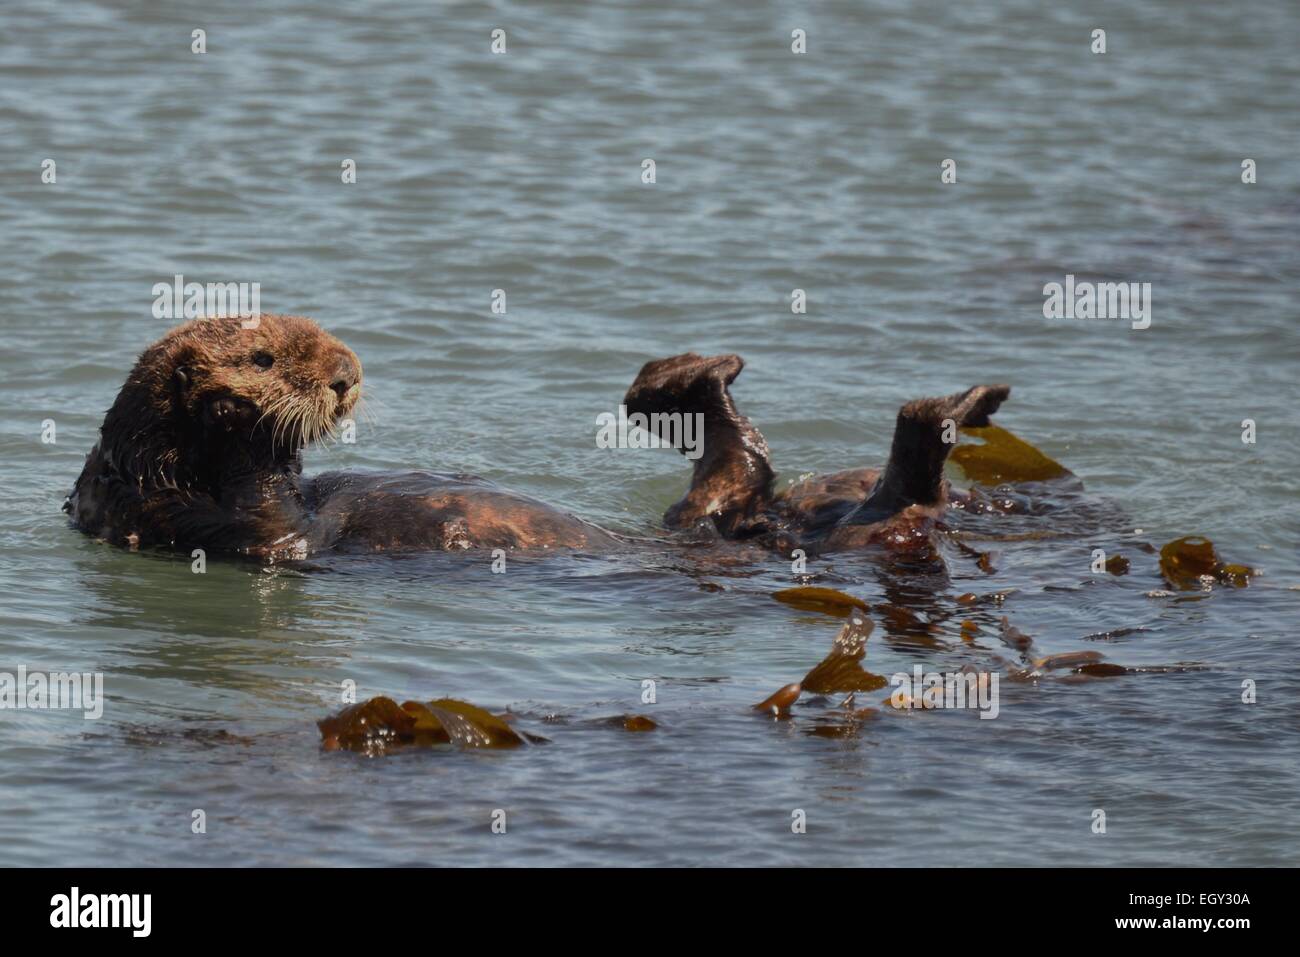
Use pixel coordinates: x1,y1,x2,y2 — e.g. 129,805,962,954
304,471,603,553
68,315,1024,561
66,316,601,558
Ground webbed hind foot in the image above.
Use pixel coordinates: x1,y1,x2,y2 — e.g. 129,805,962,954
843,383,1012,525
623,352,776,537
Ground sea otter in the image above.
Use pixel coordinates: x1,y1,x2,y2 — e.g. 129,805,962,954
67,315,1013,560
66,315,607,558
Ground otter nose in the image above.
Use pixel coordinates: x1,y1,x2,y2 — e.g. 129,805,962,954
330,355,360,400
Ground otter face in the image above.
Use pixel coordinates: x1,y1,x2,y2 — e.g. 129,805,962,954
159,314,362,456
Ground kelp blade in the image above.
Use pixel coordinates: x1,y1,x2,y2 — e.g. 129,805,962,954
753,682,802,715
952,425,1071,484
801,610,887,693
424,698,527,748
318,696,415,754
1159,536,1255,589
773,586,870,617
319,695,531,753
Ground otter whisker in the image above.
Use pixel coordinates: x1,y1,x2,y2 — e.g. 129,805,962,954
298,398,317,451
275,407,298,452
274,398,303,453
351,392,390,429
259,392,297,449
288,397,316,451
254,393,293,439
354,397,378,429
288,403,309,453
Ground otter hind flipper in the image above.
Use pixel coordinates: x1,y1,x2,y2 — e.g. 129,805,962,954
623,353,776,537
846,383,1012,523
945,383,1011,430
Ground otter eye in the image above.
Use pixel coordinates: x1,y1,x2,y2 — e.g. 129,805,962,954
252,351,274,369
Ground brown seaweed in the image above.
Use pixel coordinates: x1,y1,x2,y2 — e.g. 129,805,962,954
800,610,887,694
419,699,528,748
753,682,803,716
951,424,1071,484
1105,555,1130,575
1159,536,1255,590
1032,650,1105,671
1072,662,1131,677
319,696,539,754
772,586,870,617
319,696,416,754
753,609,885,716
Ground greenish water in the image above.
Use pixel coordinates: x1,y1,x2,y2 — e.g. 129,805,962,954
1,0,1298,866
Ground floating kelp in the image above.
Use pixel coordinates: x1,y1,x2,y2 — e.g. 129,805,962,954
951,424,1071,484
319,697,414,753
1104,555,1130,575
800,610,887,694
753,610,885,715
1032,650,1105,671
319,696,542,754
614,714,658,732
753,682,802,717
772,586,870,617
1071,662,1130,677
1159,536,1255,589
419,699,533,748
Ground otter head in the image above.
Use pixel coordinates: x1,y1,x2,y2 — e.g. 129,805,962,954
168,314,361,453
99,314,363,488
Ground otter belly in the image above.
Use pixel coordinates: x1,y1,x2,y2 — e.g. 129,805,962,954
772,468,881,528
764,468,947,557
306,470,605,552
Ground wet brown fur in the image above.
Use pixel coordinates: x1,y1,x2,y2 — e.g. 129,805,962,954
66,315,601,557
624,353,1010,557
68,318,1009,562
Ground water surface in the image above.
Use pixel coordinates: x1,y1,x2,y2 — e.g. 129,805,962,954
1,0,1298,866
